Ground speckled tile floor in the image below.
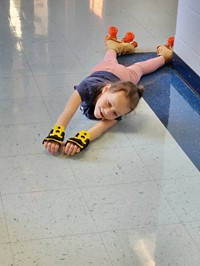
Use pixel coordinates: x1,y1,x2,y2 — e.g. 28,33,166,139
0,0,200,266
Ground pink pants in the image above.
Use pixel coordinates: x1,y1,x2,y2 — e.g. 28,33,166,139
91,50,165,84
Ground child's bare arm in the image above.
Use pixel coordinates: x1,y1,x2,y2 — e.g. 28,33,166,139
64,119,118,156
88,119,118,141
56,90,82,127
43,90,82,154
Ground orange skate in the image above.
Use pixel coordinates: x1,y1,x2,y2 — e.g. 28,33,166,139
105,26,138,55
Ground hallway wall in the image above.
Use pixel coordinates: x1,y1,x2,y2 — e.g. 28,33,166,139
174,0,200,76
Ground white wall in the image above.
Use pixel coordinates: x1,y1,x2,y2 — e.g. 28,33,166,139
174,0,200,76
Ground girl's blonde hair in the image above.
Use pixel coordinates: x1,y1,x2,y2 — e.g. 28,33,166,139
108,81,144,111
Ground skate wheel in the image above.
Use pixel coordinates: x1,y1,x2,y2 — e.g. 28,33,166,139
122,32,135,43
108,26,118,39
132,41,138,48
167,36,174,47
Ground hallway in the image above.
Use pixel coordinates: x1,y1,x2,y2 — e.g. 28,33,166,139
0,0,200,265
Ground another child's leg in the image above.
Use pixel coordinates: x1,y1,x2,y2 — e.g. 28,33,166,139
127,56,165,84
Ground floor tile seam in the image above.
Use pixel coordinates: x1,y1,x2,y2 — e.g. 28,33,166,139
124,0,176,21
141,159,200,178
0,121,53,127
14,39,62,125
12,37,35,79
0,232,103,245
53,21,86,71
0,193,15,262
0,179,158,197
0,95,48,101
155,1,178,19
32,69,58,108
77,179,157,190
89,144,141,152
131,142,199,174
76,185,185,264
182,222,200,252
163,196,198,226
0,94,53,125
0,121,52,127
0,73,33,79
29,71,88,78
98,222,200,252
97,220,189,234
126,142,158,180
153,179,187,223
0,152,48,159
0,220,188,246
41,93,77,99
93,221,185,234
118,2,161,44
1,243,14,265
96,233,116,266
149,180,188,226
0,152,45,159
3,223,195,252
0,73,34,79
53,19,107,65
128,144,156,179
78,186,114,266
0,186,83,197
153,174,200,183
125,138,177,149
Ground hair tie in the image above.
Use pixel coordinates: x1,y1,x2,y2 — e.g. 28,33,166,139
137,85,144,98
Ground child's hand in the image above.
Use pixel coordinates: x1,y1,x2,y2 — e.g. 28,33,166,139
43,125,65,154
63,142,81,156
44,141,60,154
64,130,90,156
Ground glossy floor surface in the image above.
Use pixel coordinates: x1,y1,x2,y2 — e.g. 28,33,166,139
118,53,200,170
0,0,200,265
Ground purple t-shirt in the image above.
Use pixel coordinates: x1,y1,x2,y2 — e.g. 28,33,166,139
74,71,120,120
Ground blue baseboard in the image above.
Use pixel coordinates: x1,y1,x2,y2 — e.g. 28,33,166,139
172,53,200,96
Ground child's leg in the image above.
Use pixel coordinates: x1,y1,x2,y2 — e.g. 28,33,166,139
91,49,134,81
91,50,118,73
91,51,165,83
127,56,165,84
101,49,118,63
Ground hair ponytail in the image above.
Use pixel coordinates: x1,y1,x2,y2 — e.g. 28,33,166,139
137,85,144,98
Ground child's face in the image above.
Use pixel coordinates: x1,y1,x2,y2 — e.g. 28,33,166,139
94,86,130,120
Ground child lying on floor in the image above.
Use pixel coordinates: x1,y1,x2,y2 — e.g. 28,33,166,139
43,35,173,156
